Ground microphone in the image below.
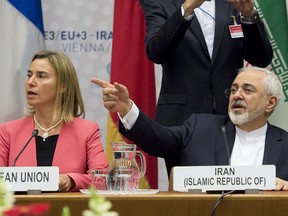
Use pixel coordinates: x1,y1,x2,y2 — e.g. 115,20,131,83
220,125,231,165
210,126,236,216
13,129,39,167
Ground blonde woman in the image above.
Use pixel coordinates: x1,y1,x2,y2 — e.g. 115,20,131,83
0,50,109,192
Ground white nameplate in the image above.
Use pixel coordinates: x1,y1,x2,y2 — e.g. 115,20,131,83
173,165,275,191
0,166,59,192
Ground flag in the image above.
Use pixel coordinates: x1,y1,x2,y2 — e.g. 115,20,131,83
0,0,46,123
255,0,288,131
106,0,157,189
287,0,288,23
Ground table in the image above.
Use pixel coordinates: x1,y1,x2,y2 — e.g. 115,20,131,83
15,191,288,216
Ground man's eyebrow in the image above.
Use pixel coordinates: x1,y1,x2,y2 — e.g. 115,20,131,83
232,83,255,87
241,83,256,88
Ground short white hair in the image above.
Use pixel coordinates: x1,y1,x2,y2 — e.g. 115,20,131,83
238,66,282,107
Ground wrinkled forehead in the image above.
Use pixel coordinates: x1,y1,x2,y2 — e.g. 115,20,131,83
233,70,265,88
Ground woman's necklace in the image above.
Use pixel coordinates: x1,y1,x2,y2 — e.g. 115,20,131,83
34,115,63,141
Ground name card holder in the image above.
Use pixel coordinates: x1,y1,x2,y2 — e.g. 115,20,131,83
0,166,59,193
173,165,275,193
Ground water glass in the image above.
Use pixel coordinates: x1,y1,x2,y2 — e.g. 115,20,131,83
91,169,109,190
107,169,134,191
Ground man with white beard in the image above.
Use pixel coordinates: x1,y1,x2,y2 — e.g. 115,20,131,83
92,66,288,190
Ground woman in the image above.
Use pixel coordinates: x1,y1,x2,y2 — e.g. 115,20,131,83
0,50,109,191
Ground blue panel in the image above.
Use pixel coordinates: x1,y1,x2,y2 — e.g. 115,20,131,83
8,0,44,34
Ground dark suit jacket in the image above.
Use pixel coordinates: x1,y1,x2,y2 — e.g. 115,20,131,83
143,0,273,125
120,112,288,181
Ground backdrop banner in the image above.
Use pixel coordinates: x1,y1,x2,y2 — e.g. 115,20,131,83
256,0,288,131
42,0,113,144
0,0,46,123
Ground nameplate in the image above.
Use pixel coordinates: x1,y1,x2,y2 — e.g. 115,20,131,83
173,165,275,191
0,166,59,192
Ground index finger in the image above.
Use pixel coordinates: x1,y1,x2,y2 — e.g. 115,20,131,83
90,77,114,88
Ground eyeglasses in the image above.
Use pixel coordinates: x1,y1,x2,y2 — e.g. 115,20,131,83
224,88,230,98
224,86,256,98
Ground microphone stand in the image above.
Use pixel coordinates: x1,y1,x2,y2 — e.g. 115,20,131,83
13,129,38,166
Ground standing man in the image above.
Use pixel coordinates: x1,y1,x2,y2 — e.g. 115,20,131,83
142,0,273,174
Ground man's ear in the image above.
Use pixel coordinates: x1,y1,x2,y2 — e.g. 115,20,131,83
266,96,277,113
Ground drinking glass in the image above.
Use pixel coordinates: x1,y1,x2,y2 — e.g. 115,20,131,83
91,169,109,190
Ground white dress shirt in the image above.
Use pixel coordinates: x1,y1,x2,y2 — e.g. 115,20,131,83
181,0,215,58
118,101,139,130
194,0,215,58
230,124,267,166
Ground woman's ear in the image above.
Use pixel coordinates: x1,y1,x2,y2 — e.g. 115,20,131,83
60,84,67,93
